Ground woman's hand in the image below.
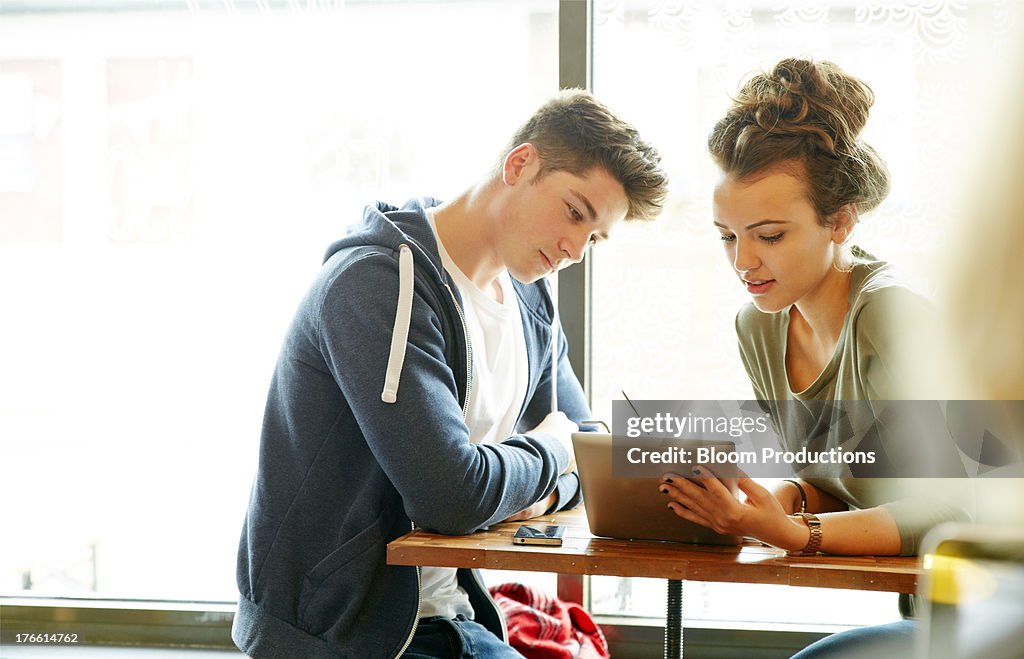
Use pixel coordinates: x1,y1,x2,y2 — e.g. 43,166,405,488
659,466,808,551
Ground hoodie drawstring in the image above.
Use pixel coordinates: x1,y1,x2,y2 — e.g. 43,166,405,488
381,244,414,404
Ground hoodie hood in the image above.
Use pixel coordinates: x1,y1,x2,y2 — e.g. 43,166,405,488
318,197,560,408
323,198,454,405
324,197,446,275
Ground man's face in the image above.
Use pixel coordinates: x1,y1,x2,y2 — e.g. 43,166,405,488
497,145,629,283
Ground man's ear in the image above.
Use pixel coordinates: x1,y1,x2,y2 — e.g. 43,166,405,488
830,203,858,244
502,143,538,186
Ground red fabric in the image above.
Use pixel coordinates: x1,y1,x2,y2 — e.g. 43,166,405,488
489,582,610,659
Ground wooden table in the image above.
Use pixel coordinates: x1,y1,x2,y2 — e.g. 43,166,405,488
387,507,922,658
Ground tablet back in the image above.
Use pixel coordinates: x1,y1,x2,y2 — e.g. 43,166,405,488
572,432,743,545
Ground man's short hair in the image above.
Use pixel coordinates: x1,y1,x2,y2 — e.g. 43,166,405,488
501,89,668,221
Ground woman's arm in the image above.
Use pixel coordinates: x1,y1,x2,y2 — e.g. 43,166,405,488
662,470,902,555
772,479,849,515
792,507,901,555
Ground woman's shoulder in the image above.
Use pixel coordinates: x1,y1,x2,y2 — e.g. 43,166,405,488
850,257,934,321
735,301,785,335
734,303,790,379
845,255,940,396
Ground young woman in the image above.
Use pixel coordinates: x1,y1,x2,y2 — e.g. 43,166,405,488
658,58,967,559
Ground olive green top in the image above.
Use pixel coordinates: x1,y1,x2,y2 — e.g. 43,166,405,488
735,250,970,556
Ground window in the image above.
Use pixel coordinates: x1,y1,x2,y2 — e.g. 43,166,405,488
588,0,1021,628
0,0,559,602
4,0,1020,646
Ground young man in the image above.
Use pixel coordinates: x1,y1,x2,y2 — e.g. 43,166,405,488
232,89,668,658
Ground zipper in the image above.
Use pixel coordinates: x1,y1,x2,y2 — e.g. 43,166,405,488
444,283,472,419
393,211,474,656
394,521,422,658
395,542,507,656
397,270,484,654
469,566,509,644
512,293,534,425
441,287,509,642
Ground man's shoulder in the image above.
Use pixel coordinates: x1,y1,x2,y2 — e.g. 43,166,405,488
323,197,443,266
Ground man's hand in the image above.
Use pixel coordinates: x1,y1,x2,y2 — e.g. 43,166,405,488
530,411,578,474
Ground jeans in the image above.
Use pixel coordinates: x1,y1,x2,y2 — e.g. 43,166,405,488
790,620,916,658
403,615,523,659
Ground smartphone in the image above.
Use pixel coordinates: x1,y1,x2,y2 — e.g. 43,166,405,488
513,524,565,546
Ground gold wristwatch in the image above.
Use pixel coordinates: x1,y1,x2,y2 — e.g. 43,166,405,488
789,512,822,556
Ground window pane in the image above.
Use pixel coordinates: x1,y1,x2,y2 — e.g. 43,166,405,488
0,0,557,601
589,0,1020,626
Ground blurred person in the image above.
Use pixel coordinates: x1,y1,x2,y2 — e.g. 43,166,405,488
781,47,1024,657
912,45,1024,658
941,86,1024,406
659,57,967,561
232,90,668,658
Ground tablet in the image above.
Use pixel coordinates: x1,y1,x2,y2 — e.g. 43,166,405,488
572,432,742,545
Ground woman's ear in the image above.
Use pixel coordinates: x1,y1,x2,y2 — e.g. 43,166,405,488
830,204,858,244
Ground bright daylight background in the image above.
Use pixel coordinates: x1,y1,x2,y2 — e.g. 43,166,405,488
1,0,1020,634
0,0,559,602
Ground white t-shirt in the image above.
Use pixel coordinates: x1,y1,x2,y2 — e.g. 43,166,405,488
418,211,529,620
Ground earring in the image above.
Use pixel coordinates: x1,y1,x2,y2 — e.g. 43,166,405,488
833,247,854,273
833,260,853,274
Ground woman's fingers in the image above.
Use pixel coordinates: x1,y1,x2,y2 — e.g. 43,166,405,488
661,467,754,536
666,500,712,527
660,475,711,511
661,466,793,539
669,464,742,503
659,477,737,534
737,475,770,501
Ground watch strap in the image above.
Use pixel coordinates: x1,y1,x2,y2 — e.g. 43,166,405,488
789,512,822,556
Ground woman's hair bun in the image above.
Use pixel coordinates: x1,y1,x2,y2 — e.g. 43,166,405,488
709,58,890,219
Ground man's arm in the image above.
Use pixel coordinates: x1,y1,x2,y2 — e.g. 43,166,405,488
321,252,571,534
515,314,590,514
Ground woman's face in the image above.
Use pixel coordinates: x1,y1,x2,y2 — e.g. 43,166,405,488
713,170,843,313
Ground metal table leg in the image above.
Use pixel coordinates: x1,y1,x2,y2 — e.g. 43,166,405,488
665,578,683,659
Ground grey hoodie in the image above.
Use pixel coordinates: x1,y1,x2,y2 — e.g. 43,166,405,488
232,198,590,657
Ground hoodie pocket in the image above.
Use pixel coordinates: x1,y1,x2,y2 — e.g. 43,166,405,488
298,515,385,636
